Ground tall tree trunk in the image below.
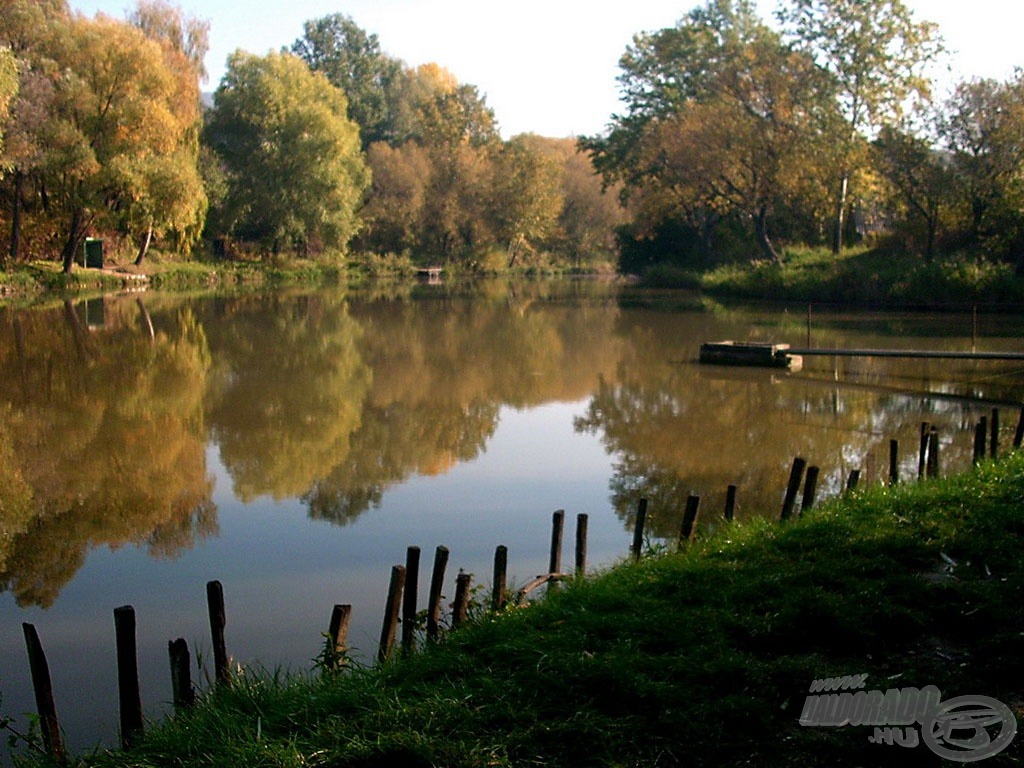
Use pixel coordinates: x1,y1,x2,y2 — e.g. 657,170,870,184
7,171,24,267
134,225,153,266
832,173,849,255
60,208,88,274
754,205,781,264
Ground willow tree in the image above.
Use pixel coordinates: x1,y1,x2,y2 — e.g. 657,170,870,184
205,51,369,256
779,0,942,253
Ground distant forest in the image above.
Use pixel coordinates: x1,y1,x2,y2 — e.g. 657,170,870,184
2,0,1023,275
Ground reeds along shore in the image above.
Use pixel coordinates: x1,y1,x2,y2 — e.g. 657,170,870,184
14,406,1024,764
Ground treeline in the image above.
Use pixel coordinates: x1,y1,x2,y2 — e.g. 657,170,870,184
0,0,623,273
582,0,1024,275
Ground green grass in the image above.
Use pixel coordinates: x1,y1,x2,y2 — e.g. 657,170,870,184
18,451,1022,767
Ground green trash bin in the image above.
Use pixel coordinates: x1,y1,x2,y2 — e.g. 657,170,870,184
83,238,103,268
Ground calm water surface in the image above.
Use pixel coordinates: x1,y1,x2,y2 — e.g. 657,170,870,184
2,280,1023,758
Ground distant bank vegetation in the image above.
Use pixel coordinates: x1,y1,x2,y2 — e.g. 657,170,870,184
3,0,1024,289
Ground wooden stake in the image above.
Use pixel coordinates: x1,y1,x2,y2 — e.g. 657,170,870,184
548,510,565,577
427,546,449,641
401,546,420,654
168,638,195,710
631,498,648,562
974,419,987,465
781,457,806,521
1014,407,1024,449
846,469,861,491
724,485,737,522
378,565,406,663
206,581,229,686
679,494,700,545
114,606,144,749
801,466,820,514
575,513,588,576
22,623,65,764
888,440,899,485
990,408,999,459
492,545,508,611
927,427,940,478
326,605,351,670
452,572,471,628
918,421,930,480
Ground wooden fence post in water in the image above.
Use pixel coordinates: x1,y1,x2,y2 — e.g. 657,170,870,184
22,623,65,765
846,469,861,492
801,466,820,514
378,565,406,663
549,510,565,578
168,638,195,710
918,422,931,480
326,605,352,670
206,581,230,686
492,545,508,612
724,485,737,522
888,440,899,485
401,546,421,655
927,427,940,478
679,494,700,546
781,458,806,521
974,419,987,465
427,546,449,641
114,606,144,749
452,572,472,628
575,513,588,576
631,498,648,562
1014,407,1024,449
990,408,999,459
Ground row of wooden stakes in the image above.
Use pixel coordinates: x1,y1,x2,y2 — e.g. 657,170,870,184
17,407,1024,764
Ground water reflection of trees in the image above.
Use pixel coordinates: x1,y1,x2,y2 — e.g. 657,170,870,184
0,301,216,607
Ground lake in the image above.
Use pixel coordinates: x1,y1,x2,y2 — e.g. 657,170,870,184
2,279,1023,759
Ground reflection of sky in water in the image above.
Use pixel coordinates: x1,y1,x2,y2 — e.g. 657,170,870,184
0,400,624,758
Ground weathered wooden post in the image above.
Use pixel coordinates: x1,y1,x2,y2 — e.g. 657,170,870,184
927,427,940,478
452,572,472,628
974,419,987,465
326,604,352,670
631,498,648,562
724,485,737,522
548,510,565,578
1014,407,1024,449
846,469,861,491
168,638,195,710
575,513,588,576
888,440,899,485
492,545,508,612
401,546,420,655
114,606,144,749
801,466,820,513
918,421,931,480
990,408,999,459
781,457,806,521
679,494,700,546
378,565,406,663
206,580,230,686
22,623,65,765
427,546,449,641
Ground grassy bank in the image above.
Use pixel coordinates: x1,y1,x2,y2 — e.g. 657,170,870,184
14,450,1022,767
646,247,1024,308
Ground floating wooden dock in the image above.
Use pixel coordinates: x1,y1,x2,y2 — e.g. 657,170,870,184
699,341,802,370
787,346,1024,360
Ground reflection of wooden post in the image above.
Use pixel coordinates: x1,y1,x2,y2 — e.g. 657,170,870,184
206,581,230,686
492,546,508,611
990,408,999,459
888,440,899,485
918,422,930,480
631,499,648,561
114,606,144,749
575,514,588,576
378,565,406,663
168,638,195,710
22,623,66,765
801,466,820,514
427,546,449,641
927,428,940,478
452,572,471,628
781,458,806,521
846,469,861,491
679,494,700,545
326,605,351,670
401,546,420,655
724,485,737,522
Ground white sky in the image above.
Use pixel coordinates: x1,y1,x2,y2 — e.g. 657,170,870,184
70,0,1024,138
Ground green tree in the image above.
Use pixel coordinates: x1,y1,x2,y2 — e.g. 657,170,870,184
779,0,942,253
0,46,17,159
491,135,564,267
204,51,369,255
291,13,403,148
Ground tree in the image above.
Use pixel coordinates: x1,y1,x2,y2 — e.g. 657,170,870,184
291,13,403,148
204,51,369,255
779,0,942,253
0,47,17,159
490,135,563,267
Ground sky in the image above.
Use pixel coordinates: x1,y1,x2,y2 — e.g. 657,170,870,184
68,0,1024,139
